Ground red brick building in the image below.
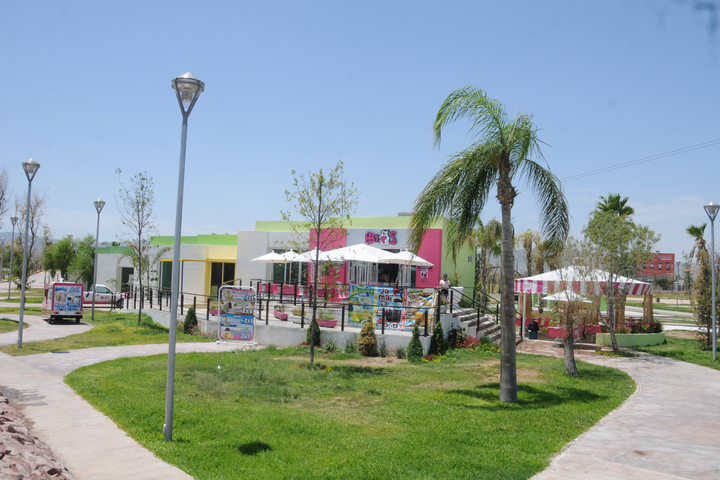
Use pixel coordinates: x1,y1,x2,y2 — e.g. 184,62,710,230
638,253,676,280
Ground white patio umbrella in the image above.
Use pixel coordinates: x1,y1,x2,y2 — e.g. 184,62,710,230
250,250,301,283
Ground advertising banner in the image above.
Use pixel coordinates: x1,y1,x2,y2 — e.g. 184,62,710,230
218,286,256,344
53,284,83,312
347,285,437,332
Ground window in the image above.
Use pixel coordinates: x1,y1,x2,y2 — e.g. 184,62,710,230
650,263,654,270
667,262,671,270
658,263,663,270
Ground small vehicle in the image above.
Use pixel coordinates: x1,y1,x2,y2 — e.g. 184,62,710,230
42,282,84,324
82,284,126,308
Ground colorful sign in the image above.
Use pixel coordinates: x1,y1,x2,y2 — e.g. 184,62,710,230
364,229,397,246
52,284,82,312
347,285,436,331
218,286,256,343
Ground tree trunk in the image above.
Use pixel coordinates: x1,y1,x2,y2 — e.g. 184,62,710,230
563,334,578,377
480,249,488,309
606,286,619,353
137,239,143,325
499,199,517,403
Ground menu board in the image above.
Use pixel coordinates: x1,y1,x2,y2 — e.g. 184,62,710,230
218,286,256,343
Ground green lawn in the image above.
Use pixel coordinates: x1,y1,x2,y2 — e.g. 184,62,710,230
0,307,42,315
0,318,28,333
0,311,212,356
1,296,46,304
625,301,693,314
66,346,634,480
633,334,720,371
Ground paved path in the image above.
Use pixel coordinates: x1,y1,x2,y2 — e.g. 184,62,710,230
0,341,254,480
519,340,720,479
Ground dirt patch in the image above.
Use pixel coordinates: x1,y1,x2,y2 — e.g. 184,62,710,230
665,330,696,340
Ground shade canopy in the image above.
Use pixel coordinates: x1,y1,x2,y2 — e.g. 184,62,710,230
323,243,393,263
380,250,434,267
543,290,593,304
515,266,653,296
250,252,285,263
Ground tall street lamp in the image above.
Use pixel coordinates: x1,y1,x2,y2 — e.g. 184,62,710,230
164,72,204,441
704,201,719,361
17,158,40,348
92,199,105,321
8,216,17,300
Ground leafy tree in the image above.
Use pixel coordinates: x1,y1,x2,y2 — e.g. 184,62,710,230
116,170,157,324
43,236,76,281
0,167,10,227
358,318,378,357
69,234,97,288
407,324,423,361
409,87,570,403
595,193,634,217
281,159,358,364
583,211,659,352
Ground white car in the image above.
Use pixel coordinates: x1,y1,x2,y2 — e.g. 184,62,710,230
82,284,126,308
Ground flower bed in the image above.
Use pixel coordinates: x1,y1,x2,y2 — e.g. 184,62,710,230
596,332,665,348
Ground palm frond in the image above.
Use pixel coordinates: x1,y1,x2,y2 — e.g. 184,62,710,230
517,159,571,245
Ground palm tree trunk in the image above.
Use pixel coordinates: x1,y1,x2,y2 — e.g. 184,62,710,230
499,200,517,403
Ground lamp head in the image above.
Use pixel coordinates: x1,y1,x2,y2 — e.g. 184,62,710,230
10,216,17,226
172,72,204,103
705,201,720,222
22,158,40,182
94,198,105,214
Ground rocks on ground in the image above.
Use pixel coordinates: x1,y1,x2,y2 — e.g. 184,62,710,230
0,392,76,480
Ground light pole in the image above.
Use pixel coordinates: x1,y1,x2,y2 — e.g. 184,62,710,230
165,72,204,442
91,199,105,321
8,216,17,299
17,158,40,348
676,261,681,312
704,201,719,361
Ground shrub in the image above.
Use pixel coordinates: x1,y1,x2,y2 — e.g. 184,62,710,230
343,335,357,354
291,307,302,317
273,304,285,313
447,325,467,349
318,309,335,320
430,321,447,355
358,319,378,357
183,307,198,335
306,317,321,346
323,339,338,353
395,345,407,359
458,297,472,308
378,338,388,358
407,324,423,361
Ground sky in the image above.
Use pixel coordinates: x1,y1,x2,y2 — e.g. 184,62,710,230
1,0,719,260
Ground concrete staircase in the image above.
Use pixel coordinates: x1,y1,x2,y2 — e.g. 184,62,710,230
451,307,502,342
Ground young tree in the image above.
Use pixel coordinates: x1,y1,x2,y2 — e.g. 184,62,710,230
690,249,720,350
69,234,97,289
0,167,10,228
116,170,157,324
583,210,659,352
15,191,47,271
410,87,570,403
281,160,358,364
43,236,76,280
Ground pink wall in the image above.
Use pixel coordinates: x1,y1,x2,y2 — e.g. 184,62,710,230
416,229,442,289
310,229,348,284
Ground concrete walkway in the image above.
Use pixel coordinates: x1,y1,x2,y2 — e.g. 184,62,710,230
520,340,720,479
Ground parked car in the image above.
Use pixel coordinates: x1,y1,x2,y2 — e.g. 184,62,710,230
82,284,126,308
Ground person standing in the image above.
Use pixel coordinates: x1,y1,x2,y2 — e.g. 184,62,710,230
439,273,450,298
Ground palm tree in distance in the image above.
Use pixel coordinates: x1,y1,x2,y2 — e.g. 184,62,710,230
518,229,540,277
596,193,634,217
409,87,570,403
687,223,708,264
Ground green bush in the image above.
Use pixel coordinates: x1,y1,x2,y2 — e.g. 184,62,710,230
306,317,321,346
358,320,378,357
378,338,388,358
395,345,407,359
183,307,198,335
407,324,423,361
447,326,466,349
458,297,473,308
430,321,447,355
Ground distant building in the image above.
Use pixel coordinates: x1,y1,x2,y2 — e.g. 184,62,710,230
638,253,676,281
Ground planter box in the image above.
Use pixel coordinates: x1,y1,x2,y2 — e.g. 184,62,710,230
596,332,665,348
273,310,288,321
318,319,337,328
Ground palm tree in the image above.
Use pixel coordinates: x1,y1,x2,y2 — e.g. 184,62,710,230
687,223,707,264
475,218,502,308
596,193,634,217
518,229,540,277
409,87,570,403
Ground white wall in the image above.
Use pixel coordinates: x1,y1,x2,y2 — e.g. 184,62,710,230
236,230,304,284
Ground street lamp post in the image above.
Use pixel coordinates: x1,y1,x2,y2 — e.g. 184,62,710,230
91,199,105,321
164,72,204,441
704,201,719,361
8,216,17,299
17,158,40,348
